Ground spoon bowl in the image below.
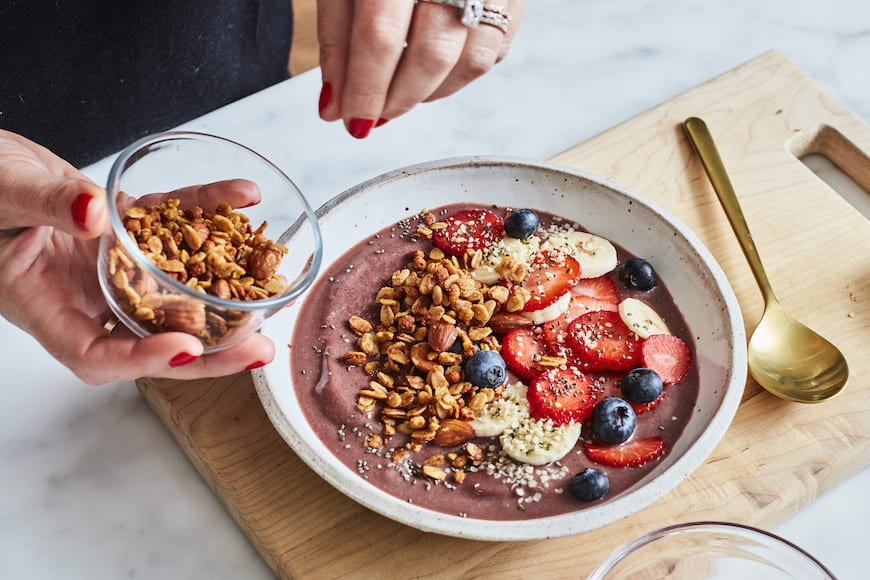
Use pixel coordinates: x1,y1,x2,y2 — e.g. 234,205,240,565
684,117,848,403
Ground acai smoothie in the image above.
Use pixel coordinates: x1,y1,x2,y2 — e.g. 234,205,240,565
290,203,698,520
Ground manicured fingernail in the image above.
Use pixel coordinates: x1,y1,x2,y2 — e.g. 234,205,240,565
240,198,260,208
318,82,332,116
348,118,375,139
169,352,199,367
245,360,268,370
71,193,92,230
375,117,389,128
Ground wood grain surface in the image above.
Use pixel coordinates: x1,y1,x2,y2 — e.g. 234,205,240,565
137,51,870,578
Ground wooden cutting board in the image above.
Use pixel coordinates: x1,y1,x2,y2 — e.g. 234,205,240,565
137,51,870,578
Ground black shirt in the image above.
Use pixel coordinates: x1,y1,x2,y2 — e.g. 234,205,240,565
0,0,293,168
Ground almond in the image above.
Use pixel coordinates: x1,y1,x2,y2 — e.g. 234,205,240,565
427,320,458,353
158,296,207,334
432,419,475,448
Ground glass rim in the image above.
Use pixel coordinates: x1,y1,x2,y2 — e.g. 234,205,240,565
588,520,836,579
105,130,323,312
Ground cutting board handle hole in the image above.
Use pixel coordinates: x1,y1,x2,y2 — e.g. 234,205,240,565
789,125,870,219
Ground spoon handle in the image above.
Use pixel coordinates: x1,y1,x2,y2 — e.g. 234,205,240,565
683,117,777,304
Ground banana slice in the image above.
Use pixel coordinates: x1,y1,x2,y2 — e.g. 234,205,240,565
470,382,529,437
618,297,671,339
500,417,582,466
471,236,541,284
520,290,571,324
542,231,617,278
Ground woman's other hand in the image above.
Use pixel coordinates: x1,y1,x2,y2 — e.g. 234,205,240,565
317,0,527,138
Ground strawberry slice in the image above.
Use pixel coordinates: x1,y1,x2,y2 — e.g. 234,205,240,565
572,275,620,305
641,334,692,385
527,366,598,426
566,310,642,372
432,208,504,257
584,436,666,468
500,327,549,383
521,249,581,312
629,393,664,415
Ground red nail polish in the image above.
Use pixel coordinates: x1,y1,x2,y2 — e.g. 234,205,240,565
318,82,332,116
71,193,92,230
348,118,375,139
169,352,199,367
245,360,267,370
375,117,389,128
240,199,260,209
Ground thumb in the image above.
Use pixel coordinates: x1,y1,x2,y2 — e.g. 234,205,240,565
0,161,109,239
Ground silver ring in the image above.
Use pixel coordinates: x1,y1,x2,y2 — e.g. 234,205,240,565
417,0,510,32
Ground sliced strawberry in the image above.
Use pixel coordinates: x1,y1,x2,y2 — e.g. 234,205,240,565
572,275,620,305
566,310,642,372
540,294,610,348
629,393,664,415
432,208,504,257
641,334,692,385
527,366,598,426
521,249,581,312
584,436,666,468
500,327,548,383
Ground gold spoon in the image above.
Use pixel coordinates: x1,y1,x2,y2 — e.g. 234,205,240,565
683,116,848,403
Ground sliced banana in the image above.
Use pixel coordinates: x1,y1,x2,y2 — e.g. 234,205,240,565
542,231,617,278
470,382,529,438
500,417,582,466
471,236,541,284
520,290,571,324
618,297,671,339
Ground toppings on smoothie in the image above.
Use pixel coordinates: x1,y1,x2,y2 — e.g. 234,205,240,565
503,208,540,240
325,204,693,515
641,334,692,385
619,257,658,291
620,368,664,404
569,468,610,502
432,208,505,257
584,436,666,468
464,349,508,389
520,249,581,313
566,310,643,372
527,367,598,426
590,397,637,445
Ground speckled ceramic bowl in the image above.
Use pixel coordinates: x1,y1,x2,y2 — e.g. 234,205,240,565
253,156,747,541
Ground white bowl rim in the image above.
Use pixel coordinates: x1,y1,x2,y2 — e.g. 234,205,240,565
253,154,748,541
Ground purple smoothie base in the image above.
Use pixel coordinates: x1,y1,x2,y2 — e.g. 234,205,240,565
290,203,699,521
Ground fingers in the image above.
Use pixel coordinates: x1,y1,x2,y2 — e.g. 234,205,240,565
135,179,262,211
50,309,276,385
0,132,107,238
318,0,524,135
426,1,520,102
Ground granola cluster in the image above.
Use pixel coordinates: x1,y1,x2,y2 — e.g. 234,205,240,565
342,210,542,480
107,198,287,345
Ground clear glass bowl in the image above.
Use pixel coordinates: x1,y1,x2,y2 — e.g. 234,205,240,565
98,131,322,353
589,521,836,579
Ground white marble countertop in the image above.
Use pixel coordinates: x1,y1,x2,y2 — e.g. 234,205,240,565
3,1,869,578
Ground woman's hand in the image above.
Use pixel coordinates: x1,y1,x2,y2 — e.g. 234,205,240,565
317,0,527,138
0,130,275,385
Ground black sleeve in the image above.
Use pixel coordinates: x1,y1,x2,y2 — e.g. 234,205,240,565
0,0,293,168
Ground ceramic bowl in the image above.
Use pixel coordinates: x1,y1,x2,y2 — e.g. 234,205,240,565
253,156,747,540
589,521,835,579
98,131,322,353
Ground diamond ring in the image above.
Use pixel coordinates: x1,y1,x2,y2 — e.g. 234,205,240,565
417,0,511,33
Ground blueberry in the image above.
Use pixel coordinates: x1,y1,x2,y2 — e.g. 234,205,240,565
591,397,636,445
619,258,657,291
621,368,664,403
504,209,539,240
464,349,507,389
569,468,610,502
